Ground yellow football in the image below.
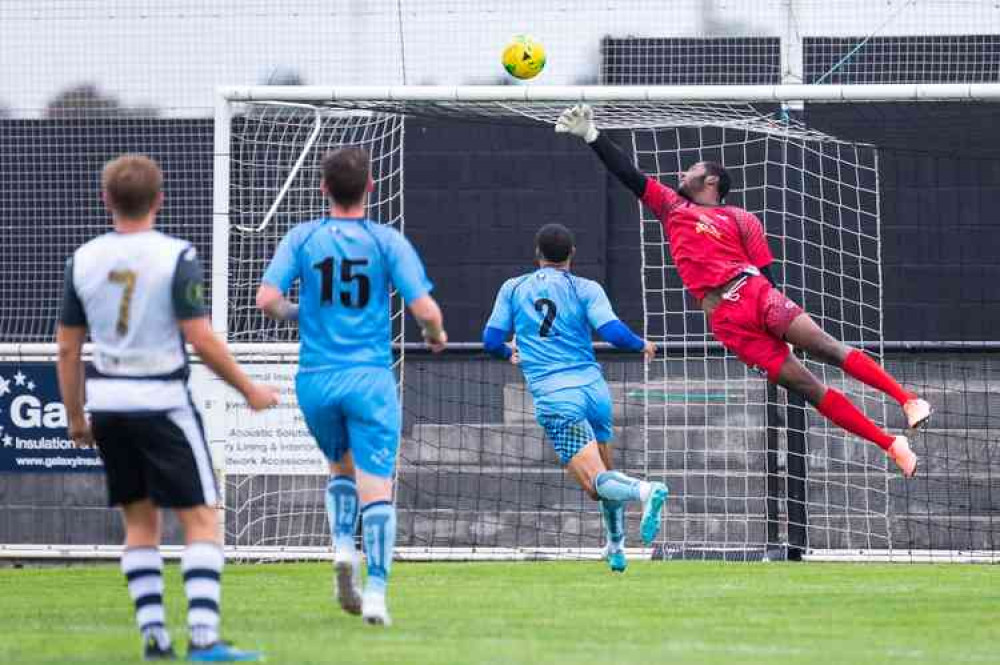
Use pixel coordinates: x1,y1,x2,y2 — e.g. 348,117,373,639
502,35,546,80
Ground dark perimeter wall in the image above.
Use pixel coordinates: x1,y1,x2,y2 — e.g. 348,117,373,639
371,107,1000,342
806,103,1000,341
1,105,998,343
403,120,612,336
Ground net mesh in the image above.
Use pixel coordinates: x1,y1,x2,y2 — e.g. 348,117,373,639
601,37,783,85
227,105,404,342
0,91,996,562
222,106,405,550
4,0,1000,342
804,34,1000,85
0,1,998,563
631,119,887,555
221,98,888,559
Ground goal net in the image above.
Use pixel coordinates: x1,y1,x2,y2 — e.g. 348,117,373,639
217,103,406,552
214,85,891,561
1,85,995,563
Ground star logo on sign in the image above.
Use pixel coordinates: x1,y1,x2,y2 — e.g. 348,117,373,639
12,371,26,386
0,376,10,398
2,434,12,448
27,381,35,391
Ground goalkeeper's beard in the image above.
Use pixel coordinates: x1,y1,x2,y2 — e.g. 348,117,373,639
677,175,706,203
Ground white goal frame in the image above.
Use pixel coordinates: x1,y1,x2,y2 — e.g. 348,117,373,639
206,82,1000,564
218,83,1000,104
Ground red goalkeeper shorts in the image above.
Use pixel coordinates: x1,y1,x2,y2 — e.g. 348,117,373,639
707,275,803,382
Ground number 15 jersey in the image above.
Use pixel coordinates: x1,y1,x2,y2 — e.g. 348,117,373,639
262,217,433,372
486,267,618,396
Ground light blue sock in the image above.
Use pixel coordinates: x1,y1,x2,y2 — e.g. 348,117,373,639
361,501,396,595
326,475,359,552
595,470,643,503
600,499,626,551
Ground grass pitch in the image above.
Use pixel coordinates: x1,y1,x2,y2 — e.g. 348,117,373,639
0,560,995,664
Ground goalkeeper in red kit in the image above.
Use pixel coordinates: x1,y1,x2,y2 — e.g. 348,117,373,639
556,104,931,477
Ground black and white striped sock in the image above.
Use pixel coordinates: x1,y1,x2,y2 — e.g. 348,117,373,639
181,541,223,648
121,547,171,650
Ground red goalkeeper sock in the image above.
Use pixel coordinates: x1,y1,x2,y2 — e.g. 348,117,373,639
842,350,914,406
817,388,895,450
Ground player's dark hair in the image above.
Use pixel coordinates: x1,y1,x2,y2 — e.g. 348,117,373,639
535,223,575,263
703,161,731,201
321,146,370,207
102,154,163,219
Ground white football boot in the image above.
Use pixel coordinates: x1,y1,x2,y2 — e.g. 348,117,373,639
888,435,918,478
362,589,392,627
903,397,932,431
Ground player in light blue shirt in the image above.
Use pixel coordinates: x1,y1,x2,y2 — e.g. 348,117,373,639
483,223,668,573
257,146,446,626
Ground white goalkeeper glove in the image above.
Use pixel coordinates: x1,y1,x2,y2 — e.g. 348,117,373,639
555,104,599,143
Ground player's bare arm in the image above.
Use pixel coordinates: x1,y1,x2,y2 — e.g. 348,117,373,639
55,323,93,447
409,294,447,352
508,336,520,365
255,283,299,322
178,316,279,410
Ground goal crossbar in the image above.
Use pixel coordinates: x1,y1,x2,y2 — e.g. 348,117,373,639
219,83,1000,104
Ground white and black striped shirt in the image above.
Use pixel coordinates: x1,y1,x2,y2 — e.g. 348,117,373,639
60,230,207,412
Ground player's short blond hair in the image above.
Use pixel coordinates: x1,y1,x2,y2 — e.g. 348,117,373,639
102,154,163,219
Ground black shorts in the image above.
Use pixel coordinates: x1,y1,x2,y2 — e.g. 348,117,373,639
91,406,219,509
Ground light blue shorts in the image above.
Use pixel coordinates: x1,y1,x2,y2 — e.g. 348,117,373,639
295,366,400,478
534,379,613,464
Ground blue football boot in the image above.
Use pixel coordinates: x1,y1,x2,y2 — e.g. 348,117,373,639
186,641,262,662
604,545,627,573
639,482,669,545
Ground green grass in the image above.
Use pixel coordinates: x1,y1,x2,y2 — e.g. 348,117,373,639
0,561,996,664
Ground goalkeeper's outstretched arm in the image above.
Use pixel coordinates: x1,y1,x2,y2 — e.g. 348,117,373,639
555,104,647,199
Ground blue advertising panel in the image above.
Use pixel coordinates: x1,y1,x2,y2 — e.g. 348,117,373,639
0,362,103,472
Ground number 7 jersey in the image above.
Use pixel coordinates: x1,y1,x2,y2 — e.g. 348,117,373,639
262,217,433,372
60,230,207,411
486,267,618,396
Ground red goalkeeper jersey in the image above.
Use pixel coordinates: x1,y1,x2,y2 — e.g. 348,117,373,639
641,177,773,300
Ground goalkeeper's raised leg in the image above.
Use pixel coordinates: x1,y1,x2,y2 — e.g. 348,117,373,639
556,104,931,478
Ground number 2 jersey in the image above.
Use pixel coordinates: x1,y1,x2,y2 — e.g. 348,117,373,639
641,178,773,300
59,230,207,412
262,217,433,372
486,267,618,396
